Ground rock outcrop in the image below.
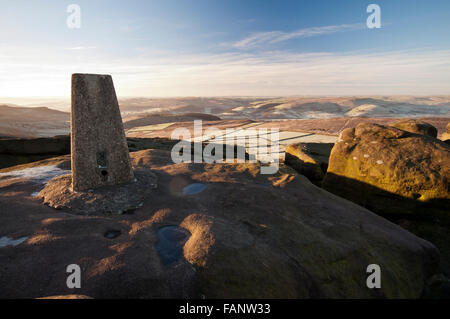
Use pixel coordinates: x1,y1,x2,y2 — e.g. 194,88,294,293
323,123,450,217
37,295,93,299
0,149,441,298
391,119,438,138
284,143,334,183
441,123,450,143
0,135,70,169
0,136,248,170
38,168,157,215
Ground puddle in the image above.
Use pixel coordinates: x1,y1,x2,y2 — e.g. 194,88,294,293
156,226,191,266
121,208,136,215
182,183,206,195
0,236,28,248
104,230,121,239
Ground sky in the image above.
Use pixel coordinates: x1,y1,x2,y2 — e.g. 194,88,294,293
1,0,450,97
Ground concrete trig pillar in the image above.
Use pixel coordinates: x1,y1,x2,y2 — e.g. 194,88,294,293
71,73,134,191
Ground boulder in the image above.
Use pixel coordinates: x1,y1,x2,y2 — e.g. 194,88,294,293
391,119,438,138
0,149,441,298
284,143,334,183
323,123,450,217
441,133,450,143
441,122,450,143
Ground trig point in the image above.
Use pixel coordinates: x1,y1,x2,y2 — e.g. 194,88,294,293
71,73,134,191
38,75,156,214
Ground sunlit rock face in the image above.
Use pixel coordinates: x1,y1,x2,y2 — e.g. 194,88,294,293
37,295,93,299
284,142,334,184
0,149,441,298
441,122,450,143
391,119,438,138
323,122,450,217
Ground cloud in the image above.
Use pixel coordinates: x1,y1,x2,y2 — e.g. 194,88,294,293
66,46,97,50
0,45,449,97
233,23,365,49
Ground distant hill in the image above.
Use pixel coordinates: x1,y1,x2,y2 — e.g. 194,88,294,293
0,104,68,120
222,96,450,120
117,96,450,120
0,104,69,138
1,96,449,138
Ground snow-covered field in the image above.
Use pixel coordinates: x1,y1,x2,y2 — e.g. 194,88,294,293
0,165,70,184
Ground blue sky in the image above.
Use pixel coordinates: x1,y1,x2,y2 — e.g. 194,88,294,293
1,0,450,97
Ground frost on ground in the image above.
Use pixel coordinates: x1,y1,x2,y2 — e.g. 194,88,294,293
0,236,28,248
0,165,70,185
